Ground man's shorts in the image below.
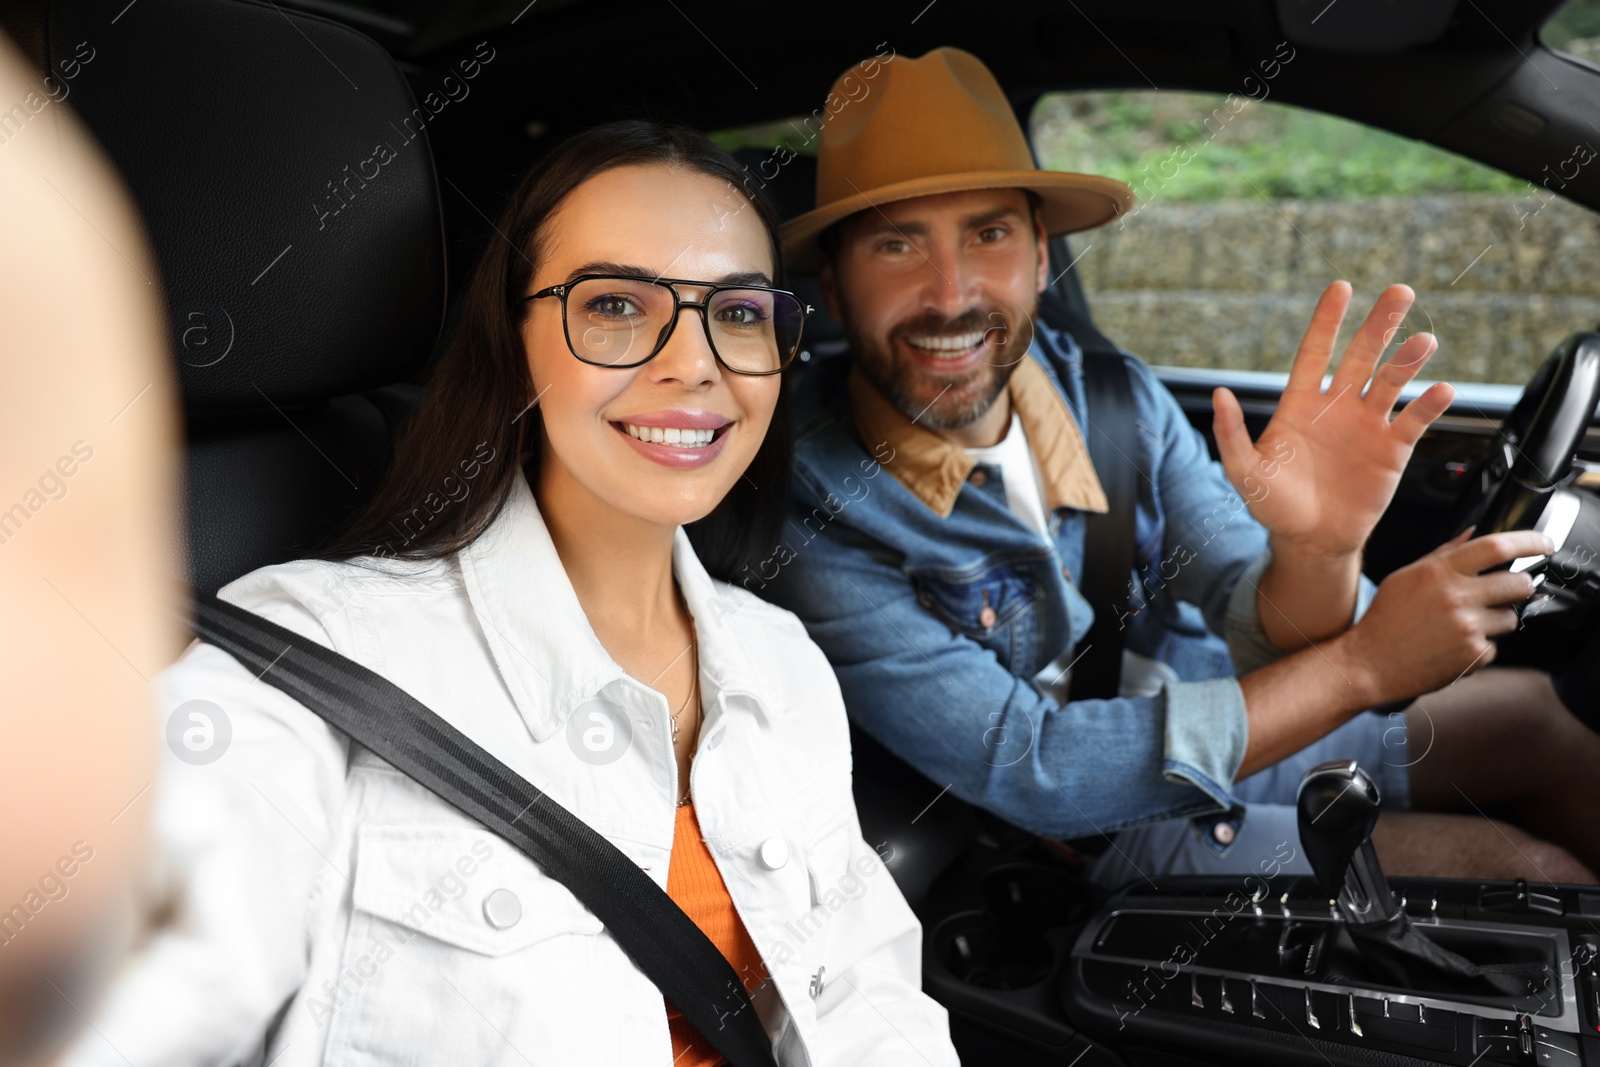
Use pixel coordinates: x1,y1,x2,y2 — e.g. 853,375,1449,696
1087,710,1412,889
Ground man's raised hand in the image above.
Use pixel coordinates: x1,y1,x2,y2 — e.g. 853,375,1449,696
1211,281,1456,561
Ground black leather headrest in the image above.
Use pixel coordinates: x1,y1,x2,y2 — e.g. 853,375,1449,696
47,0,445,412
733,145,819,230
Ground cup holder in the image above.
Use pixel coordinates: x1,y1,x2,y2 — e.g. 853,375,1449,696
981,863,1089,930
931,864,1091,990
935,911,1055,989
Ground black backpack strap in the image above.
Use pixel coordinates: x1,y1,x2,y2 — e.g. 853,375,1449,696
184,591,779,1067
1068,350,1143,702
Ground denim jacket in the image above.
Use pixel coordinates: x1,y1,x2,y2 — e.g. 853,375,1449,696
759,322,1376,840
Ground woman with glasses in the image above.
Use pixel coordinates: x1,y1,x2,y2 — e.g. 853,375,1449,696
61,122,959,1067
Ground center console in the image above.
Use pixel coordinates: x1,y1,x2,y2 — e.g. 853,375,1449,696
1064,875,1600,1066
911,760,1600,1066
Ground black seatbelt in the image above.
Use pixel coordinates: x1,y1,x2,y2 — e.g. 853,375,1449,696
1067,350,1142,702
1035,239,1144,703
182,590,779,1067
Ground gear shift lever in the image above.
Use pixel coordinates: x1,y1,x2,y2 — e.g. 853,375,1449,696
1296,760,1399,924
1295,760,1548,997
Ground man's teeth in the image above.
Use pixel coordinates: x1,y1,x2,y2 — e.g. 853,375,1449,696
622,423,718,447
906,331,988,356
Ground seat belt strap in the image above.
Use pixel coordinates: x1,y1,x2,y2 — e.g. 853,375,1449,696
1068,351,1142,702
182,590,780,1067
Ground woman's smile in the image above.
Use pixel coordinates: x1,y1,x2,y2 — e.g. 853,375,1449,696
611,408,734,468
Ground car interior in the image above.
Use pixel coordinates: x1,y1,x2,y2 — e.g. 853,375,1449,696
9,0,1600,1062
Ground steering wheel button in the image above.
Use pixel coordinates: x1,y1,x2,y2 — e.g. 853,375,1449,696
759,836,789,870
482,888,522,929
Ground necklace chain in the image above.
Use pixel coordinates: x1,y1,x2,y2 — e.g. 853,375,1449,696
669,632,700,808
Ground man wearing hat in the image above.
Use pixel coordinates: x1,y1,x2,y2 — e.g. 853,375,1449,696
761,47,1600,882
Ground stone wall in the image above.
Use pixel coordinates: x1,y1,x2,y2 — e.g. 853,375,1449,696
1074,194,1600,384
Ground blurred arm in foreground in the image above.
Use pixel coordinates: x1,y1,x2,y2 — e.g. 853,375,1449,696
0,27,183,1067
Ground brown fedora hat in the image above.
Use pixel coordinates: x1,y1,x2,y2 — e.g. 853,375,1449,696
780,47,1134,273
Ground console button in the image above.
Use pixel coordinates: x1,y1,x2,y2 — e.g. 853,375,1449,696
1476,1018,1525,1064
1350,997,1458,1052
1218,977,1236,1015
1481,878,1565,916
1352,994,1384,1021
1475,1036,1524,1064
1305,989,1346,1033
1253,982,1299,1023
1532,1025,1580,1061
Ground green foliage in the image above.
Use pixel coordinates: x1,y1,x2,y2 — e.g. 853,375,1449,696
715,84,1550,203
1031,90,1528,202
1543,0,1600,49
710,120,819,157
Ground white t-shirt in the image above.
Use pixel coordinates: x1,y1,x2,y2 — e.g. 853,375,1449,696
966,413,1178,703
965,412,1051,536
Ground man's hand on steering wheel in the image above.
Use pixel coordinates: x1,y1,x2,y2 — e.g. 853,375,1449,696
1212,281,1456,562
1338,528,1555,704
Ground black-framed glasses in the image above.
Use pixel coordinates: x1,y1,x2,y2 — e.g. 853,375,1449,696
522,274,811,376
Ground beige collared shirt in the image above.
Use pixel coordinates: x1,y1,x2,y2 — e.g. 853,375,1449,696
847,355,1109,519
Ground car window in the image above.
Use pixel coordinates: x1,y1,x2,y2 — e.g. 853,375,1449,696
713,120,817,157
1029,89,1600,386
1544,0,1600,66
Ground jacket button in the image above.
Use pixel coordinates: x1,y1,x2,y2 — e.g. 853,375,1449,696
968,469,987,487
483,888,522,929
759,837,789,870
978,605,997,629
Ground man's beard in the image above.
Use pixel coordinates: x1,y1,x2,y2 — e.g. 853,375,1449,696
842,297,1037,430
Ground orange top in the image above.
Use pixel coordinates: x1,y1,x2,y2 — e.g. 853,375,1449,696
665,801,767,1067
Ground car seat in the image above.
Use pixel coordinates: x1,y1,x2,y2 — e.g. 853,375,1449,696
4,0,445,594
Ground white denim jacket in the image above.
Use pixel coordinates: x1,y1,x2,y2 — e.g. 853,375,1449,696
58,470,957,1067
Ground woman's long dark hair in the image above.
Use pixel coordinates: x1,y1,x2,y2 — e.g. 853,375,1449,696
310,121,790,583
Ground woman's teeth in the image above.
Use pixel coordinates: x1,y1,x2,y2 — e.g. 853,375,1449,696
906,331,987,357
622,423,717,447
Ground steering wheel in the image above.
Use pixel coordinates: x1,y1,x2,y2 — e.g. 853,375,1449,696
1360,330,1600,717
1452,330,1600,538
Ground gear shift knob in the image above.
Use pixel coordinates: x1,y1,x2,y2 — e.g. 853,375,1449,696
1297,760,1399,924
